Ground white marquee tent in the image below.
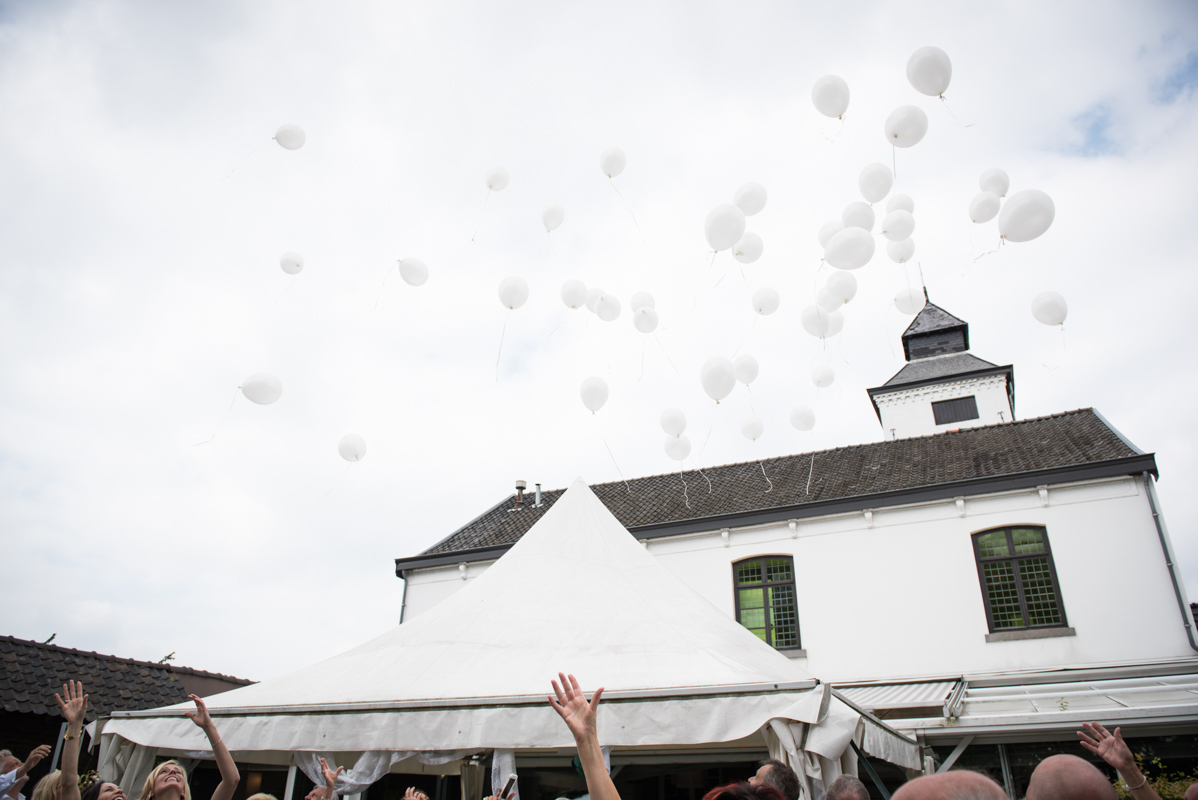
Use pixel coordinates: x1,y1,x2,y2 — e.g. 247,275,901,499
95,479,920,799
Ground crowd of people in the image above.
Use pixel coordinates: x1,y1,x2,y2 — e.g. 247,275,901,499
1,676,1192,800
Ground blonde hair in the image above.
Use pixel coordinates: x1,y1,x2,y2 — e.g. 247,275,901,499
138,761,192,800
31,771,67,800
247,794,278,800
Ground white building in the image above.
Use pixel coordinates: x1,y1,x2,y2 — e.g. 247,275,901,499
394,300,1198,798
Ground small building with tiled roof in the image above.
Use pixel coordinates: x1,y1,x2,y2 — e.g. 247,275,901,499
0,636,250,786
393,300,1198,797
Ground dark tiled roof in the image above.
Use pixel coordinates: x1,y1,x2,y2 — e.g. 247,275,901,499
902,302,966,337
881,353,1002,387
413,410,1147,559
0,636,251,718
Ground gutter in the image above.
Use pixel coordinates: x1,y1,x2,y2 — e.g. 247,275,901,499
1143,472,1198,652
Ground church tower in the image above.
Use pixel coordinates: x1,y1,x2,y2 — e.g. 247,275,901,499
866,294,1014,440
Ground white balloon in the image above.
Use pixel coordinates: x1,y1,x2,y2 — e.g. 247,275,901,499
486,167,510,191
631,291,655,311
826,271,858,304
741,415,764,442
884,105,929,148
633,307,659,333
907,46,952,96
800,305,832,338
979,168,1010,198
733,182,768,216
660,407,687,437
733,232,764,264
498,276,529,309
734,353,759,385
811,74,850,118
664,433,692,462
895,287,926,315
600,147,626,178
241,372,282,405
596,293,622,322
585,287,603,313
999,189,1056,243
811,363,835,388
816,288,839,312
752,287,780,315
398,257,428,286
580,376,609,413
338,433,367,462
561,279,588,309
886,194,915,214
825,309,845,337
542,202,565,232
279,252,304,275
818,220,844,248
790,405,816,432
842,201,876,231
700,356,736,403
704,204,746,252
858,163,894,204
887,238,916,264
824,227,876,270
880,210,916,241
969,192,1001,224
1031,290,1068,326
274,123,306,150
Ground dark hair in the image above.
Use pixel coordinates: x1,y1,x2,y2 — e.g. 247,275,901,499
825,775,869,800
82,781,115,800
757,761,801,800
702,782,786,800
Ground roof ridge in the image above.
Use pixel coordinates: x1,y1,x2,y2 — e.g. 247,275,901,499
0,635,253,683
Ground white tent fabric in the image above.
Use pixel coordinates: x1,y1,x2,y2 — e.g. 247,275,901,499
98,479,918,792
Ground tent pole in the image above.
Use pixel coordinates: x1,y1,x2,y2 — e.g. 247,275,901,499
282,765,297,800
849,741,890,800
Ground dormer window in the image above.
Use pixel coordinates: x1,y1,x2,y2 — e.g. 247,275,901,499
933,396,980,426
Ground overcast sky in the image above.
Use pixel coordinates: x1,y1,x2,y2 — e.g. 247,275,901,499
2,0,1197,682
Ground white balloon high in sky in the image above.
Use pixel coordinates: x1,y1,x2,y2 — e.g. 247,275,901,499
274,123,306,150
811,74,850,118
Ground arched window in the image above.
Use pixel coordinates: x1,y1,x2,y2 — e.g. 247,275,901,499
732,556,800,650
972,526,1068,633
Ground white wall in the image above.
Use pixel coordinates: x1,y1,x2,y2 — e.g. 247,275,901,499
876,373,1012,439
399,476,1198,684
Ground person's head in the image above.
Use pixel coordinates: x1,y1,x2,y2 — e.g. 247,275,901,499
1185,783,1198,800
138,761,191,800
892,771,1009,800
1025,755,1115,800
702,781,786,800
82,782,127,800
0,753,18,775
31,771,67,800
748,761,800,800
246,794,277,800
825,775,869,800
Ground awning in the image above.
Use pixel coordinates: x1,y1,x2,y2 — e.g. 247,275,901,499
835,681,960,718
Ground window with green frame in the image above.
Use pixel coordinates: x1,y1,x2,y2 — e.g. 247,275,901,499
972,526,1068,632
733,556,800,649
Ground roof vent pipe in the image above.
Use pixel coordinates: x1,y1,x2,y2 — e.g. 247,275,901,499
534,483,543,507
514,479,527,510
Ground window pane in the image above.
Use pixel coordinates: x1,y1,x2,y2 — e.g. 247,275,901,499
769,585,798,648
1019,558,1062,625
737,561,763,585
741,609,765,629
983,561,1024,629
1011,528,1046,554
766,558,793,583
739,587,764,610
978,531,1010,558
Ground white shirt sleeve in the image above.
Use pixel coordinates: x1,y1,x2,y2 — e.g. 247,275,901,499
0,772,16,795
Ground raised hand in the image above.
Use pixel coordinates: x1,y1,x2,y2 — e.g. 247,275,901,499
549,673,603,744
22,746,51,774
403,789,429,800
55,681,88,726
1078,722,1134,773
183,695,213,731
319,758,344,798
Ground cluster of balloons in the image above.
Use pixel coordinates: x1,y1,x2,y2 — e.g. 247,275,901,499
660,408,691,461
705,181,767,257
968,168,1056,243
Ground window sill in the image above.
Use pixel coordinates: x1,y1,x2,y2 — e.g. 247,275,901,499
781,649,808,659
985,627,1075,643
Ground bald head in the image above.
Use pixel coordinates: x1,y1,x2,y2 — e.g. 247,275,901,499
1026,755,1115,800
893,771,1008,800
1183,782,1198,800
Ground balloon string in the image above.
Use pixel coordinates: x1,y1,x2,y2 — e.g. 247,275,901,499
689,458,714,493
470,190,491,243
747,383,755,416
939,94,974,128
972,236,1003,262
821,116,845,144
373,264,396,311
652,333,679,373
759,460,773,493
884,303,899,361
596,419,632,495
732,314,758,358
698,407,717,459
695,250,718,306
679,464,692,510
314,464,354,507
276,275,297,306
194,388,240,447
1040,324,1066,371
495,315,508,382
806,455,816,495
548,312,569,338
218,140,265,181
640,337,645,380
892,143,897,180
608,180,648,248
